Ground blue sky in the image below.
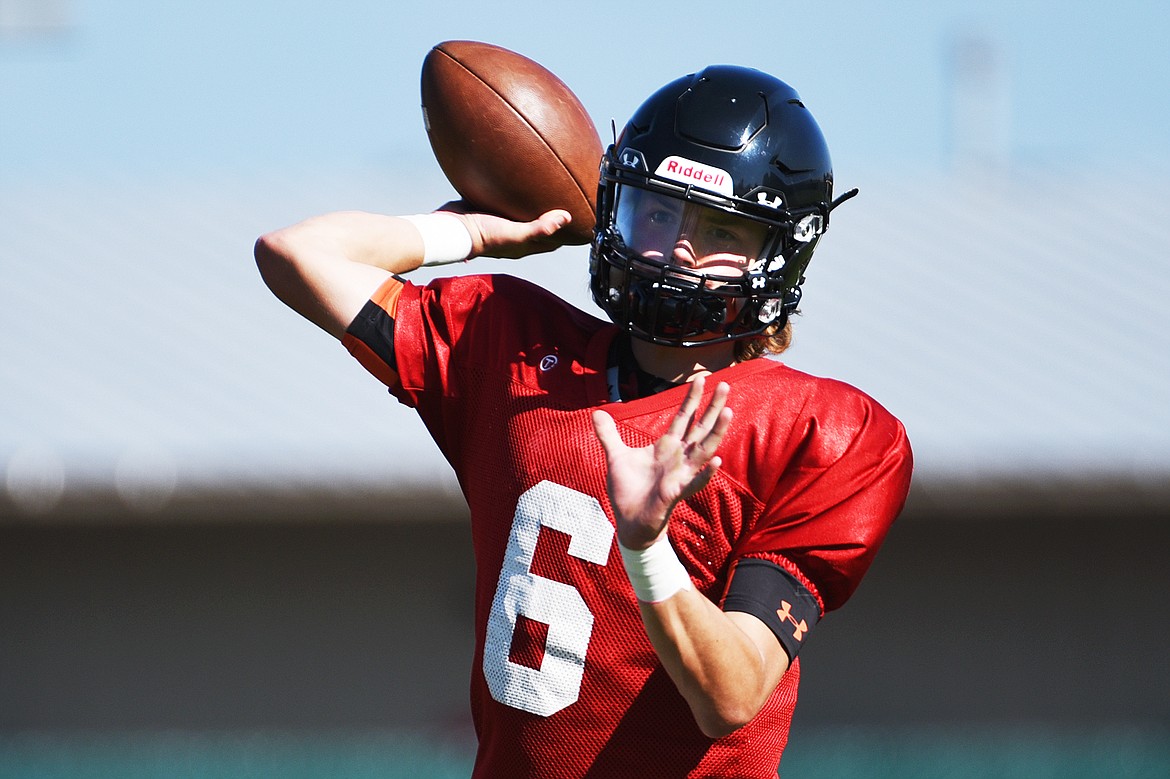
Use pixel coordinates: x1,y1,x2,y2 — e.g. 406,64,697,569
2,1,1169,489
2,0,1168,181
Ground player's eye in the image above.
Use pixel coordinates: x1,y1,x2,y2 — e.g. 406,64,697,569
646,208,679,227
699,223,749,252
707,226,738,244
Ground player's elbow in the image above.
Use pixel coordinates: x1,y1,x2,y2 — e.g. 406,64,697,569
254,230,317,312
693,697,762,739
254,232,293,292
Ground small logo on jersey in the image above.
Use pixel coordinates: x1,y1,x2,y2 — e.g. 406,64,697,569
655,156,733,196
539,354,559,372
776,600,808,641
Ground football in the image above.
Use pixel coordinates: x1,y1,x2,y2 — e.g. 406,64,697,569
420,40,603,245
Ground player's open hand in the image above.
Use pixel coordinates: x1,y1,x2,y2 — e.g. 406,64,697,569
592,376,732,550
439,203,572,259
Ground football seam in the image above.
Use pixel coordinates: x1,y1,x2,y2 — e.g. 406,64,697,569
434,47,594,217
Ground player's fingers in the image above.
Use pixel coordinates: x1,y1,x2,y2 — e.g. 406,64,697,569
689,407,732,464
450,210,570,259
591,409,623,459
680,456,722,500
666,376,705,439
710,405,733,441
496,209,569,245
685,381,730,445
534,209,572,237
508,210,572,257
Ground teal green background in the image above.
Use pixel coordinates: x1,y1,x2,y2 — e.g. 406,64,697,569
2,728,1168,779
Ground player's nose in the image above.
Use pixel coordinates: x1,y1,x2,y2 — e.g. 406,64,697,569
671,241,699,268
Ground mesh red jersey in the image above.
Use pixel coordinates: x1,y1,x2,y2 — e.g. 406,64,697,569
343,273,913,778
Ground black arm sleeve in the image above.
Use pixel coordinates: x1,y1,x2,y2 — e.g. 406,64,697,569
722,558,821,662
346,298,398,371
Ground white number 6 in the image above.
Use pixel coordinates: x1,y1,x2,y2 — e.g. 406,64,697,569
483,480,614,716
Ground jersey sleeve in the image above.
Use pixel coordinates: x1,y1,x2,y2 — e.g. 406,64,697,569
735,381,913,618
341,273,498,408
342,276,406,391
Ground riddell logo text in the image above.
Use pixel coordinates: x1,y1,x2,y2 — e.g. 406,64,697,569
665,159,725,187
655,156,733,196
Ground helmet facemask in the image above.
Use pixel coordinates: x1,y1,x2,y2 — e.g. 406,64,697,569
590,149,822,348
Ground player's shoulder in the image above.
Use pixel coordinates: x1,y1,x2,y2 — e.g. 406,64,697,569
739,357,895,413
416,272,611,351
424,272,596,321
735,357,910,461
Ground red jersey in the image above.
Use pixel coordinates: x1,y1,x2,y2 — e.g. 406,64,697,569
343,273,912,778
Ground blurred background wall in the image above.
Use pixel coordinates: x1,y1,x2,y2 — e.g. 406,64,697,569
2,1,1168,775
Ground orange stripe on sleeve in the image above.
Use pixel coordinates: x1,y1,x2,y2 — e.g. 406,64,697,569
370,276,404,319
343,333,401,389
341,276,407,390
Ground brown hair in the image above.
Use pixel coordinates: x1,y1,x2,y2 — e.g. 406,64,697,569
734,320,793,362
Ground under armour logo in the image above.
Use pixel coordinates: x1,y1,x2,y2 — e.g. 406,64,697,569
776,600,808,641
619,149,647,170
756,192,784,209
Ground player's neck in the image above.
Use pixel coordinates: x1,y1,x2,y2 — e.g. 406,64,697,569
630,337,737,385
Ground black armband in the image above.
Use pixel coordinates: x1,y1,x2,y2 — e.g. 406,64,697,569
346,298,398,371
722,558,821,662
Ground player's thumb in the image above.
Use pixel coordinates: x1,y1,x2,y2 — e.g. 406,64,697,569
536,209,571,237
591,409,622,458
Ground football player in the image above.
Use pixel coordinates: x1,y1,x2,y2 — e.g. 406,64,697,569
256,65,912,778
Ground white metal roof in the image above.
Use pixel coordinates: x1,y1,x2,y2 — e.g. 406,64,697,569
2,165,1168,515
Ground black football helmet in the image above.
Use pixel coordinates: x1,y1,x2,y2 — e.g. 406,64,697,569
589,65,856,347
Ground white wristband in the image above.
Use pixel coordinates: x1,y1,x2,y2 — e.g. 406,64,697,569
401,213,474,266
619,534,694,604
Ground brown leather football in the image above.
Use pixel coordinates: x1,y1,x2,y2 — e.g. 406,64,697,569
420,40,603,245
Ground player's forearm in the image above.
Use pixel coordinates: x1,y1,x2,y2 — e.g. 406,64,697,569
254,212,423,338
638,589,782,739
257,211,427,279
